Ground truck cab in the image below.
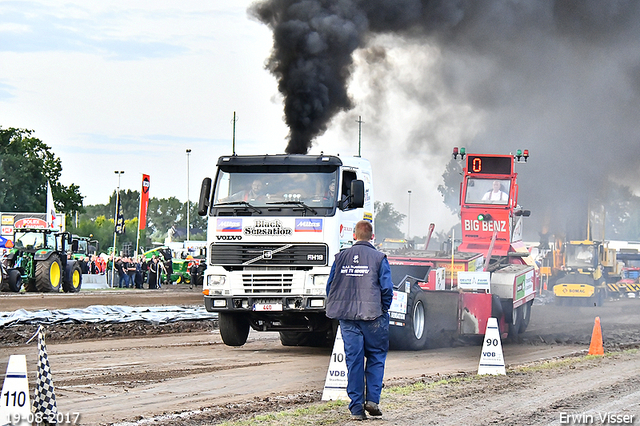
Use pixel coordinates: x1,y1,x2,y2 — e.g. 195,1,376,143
197,154,374,347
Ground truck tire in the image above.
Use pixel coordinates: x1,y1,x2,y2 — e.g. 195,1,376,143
518,300,532,334
508,305,523,341
35,256,62,292
218,312,250,346
279,320,336,347
63,262,82,293
390,285,428,350
278,331,323,347
279,331,308,346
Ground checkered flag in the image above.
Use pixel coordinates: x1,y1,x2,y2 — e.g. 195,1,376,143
33,325,58,424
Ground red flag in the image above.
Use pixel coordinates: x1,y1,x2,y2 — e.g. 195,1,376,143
139,174,150,230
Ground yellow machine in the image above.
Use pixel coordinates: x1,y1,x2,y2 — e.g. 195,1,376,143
378,238,413,252
552,240,620,306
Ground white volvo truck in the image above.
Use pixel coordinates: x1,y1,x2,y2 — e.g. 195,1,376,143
197,154,374,347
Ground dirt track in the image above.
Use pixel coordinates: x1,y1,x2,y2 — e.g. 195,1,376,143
2,288,640,425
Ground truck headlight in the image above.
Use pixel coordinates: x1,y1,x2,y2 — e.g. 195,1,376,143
207,275,226,286
313,274,329,287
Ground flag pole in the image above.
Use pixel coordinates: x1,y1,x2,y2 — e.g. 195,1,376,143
112,171,124,288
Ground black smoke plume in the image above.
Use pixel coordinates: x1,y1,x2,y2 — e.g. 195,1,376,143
251,0,640,240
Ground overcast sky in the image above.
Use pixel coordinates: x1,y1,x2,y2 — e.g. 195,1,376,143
1,0,461,238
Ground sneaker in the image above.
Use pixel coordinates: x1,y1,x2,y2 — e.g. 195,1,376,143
350,412,367,421
364,401,382,416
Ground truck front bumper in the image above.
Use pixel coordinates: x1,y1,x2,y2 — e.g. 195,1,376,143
204,295,326,313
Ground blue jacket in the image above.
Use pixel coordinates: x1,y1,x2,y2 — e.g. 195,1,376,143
326,241,394,320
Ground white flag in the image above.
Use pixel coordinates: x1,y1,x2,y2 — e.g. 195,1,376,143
46,181,56,229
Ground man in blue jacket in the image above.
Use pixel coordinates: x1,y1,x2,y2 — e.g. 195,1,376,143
326,220,394,420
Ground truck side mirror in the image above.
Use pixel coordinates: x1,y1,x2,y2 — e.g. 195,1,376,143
72,240,79,252
198,178,212,216
350,180,365,208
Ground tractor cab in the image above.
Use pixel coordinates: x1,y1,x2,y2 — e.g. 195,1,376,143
456,150,530,257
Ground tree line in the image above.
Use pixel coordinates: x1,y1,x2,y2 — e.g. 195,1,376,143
15,125,640,254
0,127,206,255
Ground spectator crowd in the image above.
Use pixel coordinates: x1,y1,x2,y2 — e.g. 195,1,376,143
75,254,169,290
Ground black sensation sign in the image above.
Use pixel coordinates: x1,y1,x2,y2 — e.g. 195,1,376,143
466,155,512,175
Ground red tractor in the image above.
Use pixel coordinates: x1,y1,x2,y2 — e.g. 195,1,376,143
386,149,539,350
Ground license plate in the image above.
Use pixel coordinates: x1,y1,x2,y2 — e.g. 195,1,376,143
253,303,283,311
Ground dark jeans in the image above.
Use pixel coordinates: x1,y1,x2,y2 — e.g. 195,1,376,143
340,314,389,415
118,273,130,288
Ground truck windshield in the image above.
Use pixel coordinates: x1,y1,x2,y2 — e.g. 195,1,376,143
465,178,511,205
566,245,597,268
213,171,339,209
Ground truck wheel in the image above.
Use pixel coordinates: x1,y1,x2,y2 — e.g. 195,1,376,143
35,256,62,292
218,312,250,346
508,305,523,341
63,262,82,293
518,301,532,333
279,331,307,346
390,286,428,350
278,331,323,347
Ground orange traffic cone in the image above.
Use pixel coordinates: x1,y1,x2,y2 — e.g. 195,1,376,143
588,316,604,356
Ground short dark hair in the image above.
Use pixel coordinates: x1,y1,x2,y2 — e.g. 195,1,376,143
355,220,373,241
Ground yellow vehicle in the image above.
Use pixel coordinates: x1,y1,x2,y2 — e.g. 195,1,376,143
378,238,413,252
552,240,619,306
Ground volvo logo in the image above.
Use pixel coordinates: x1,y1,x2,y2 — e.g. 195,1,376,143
263,250,273,259
216,235,242,241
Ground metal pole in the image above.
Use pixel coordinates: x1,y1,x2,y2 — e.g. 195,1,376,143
450,229,455,288
186,149,191,242
232,112,237,156
111,171,124,288
356,116,364,157
407,190,412,239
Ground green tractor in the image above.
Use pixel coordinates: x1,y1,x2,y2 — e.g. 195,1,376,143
70,235,99,260
142,246,191,285
3,228,82,293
